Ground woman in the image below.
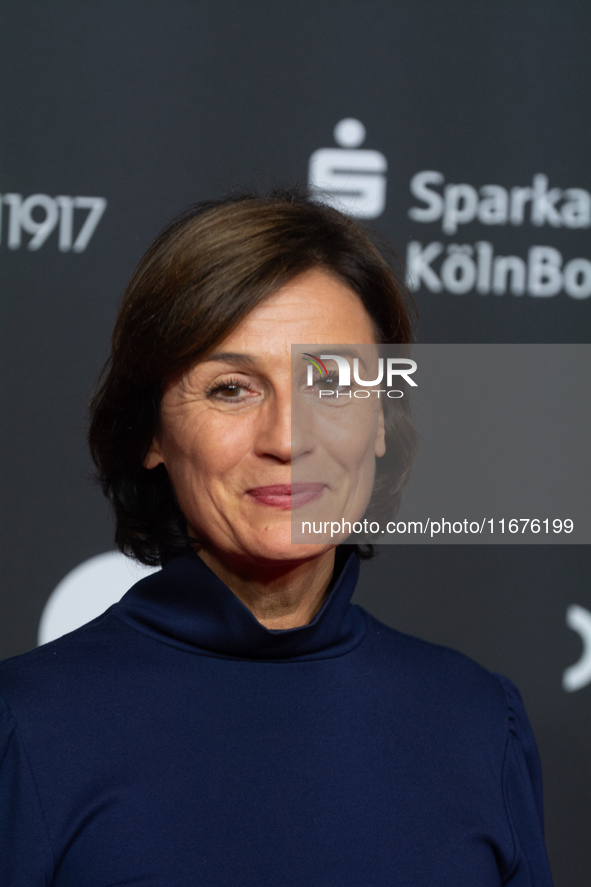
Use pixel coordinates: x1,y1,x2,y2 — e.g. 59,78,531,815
0,192,553,885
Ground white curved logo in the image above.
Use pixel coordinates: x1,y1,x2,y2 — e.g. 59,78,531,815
38,551,160,646
308,118,387,219
563,604,591,692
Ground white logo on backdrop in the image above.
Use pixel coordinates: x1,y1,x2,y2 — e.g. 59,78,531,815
0,194,107,251
308,126,590,298
38,551,159,645
406,171,591,299
308,119,387,219
563,604,591,692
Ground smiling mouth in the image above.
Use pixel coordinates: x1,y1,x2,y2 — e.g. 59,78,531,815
246,483,325,510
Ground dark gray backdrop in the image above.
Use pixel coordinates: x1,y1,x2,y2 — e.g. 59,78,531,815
1,2,590,884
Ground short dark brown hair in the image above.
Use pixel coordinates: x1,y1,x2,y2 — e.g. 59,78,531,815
88,190,416,565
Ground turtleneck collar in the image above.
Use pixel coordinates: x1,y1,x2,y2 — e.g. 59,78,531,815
113,548,366,661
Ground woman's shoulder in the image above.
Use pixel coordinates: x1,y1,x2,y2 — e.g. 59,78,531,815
357,607,519,740
0,605,133,720
359,605,502,677
357,611,551,880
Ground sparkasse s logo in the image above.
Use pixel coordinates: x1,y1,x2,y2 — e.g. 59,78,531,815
308,119,387,219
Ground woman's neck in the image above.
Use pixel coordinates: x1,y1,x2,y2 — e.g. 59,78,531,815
197,547,337,630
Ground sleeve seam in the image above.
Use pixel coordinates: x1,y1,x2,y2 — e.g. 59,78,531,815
494,674,520,884
0,688,57,877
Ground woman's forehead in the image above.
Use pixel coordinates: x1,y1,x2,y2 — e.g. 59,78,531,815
217,268,377,350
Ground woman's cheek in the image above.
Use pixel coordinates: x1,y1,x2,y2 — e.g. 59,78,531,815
192,409,257,479
317,402,380,465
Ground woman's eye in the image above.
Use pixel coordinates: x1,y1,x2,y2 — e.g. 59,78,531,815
218,385,245,398
304,373,338,389
314,374,344,392
207,379,255,401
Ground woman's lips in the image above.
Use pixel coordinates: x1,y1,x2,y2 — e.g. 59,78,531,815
246,483,325,510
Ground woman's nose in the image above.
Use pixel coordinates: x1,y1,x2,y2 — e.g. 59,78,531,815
253,388,314,463
253,390,292,463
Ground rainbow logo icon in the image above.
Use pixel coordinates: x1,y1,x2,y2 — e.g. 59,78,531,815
302,353,329,379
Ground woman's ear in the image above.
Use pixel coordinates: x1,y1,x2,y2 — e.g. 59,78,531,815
375,407,386,458
143,438,165,470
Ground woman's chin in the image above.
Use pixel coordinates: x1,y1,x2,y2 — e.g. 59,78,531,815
236,523,335,564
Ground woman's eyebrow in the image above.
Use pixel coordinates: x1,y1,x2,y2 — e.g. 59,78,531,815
204,352,259,367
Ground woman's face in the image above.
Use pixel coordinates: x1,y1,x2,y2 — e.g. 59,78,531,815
144,268,385,564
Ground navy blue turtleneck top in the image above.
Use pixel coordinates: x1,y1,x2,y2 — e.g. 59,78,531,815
0,551,553,886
